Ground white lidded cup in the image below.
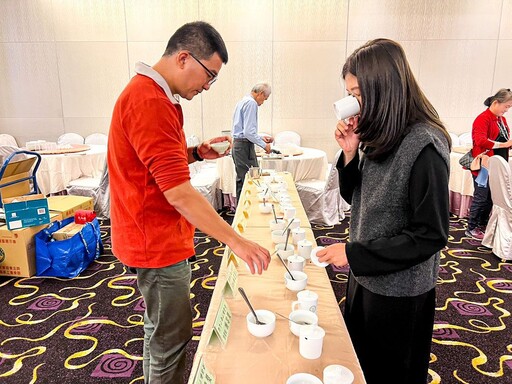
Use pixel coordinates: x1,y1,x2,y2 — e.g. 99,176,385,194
292,228,306,244
323,364,355,384
333,95,360,121
291,289,318,313
299,325,325,360
287,218,301,230
287,255,306,272
283,206,296,219
297,239,313,260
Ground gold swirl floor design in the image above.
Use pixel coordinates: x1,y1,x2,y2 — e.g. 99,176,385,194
0,214,511,383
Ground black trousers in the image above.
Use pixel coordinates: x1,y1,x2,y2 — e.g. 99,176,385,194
232,140,258,199
468,174,492,230
344,272,436,384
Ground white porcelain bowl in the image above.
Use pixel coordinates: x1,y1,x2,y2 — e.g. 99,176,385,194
286,373,323,384
269,218,286,231
246,309,276,337
210,141,230,154
258,203,273,214
289,309,319,337
271,229,288,244
274,243,294,260
284,270,308,291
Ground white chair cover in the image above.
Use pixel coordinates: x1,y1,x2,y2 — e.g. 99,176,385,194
0,145,26,164
295,149,348,225
482,156,512,260
274,131,301,147
448,132,460,147
66,164,110,219
458,132,473,147
0,134,18,147
85,133,108,145
57,133,85,145
190,165,221,211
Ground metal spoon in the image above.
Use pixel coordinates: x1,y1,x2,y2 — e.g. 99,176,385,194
238,287,265,325
275,312,312,325
275,251,295,281
281,218,295,236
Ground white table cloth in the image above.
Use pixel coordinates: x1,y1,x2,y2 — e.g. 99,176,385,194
259,147,327,182
216,148,328,198
36,144,107,196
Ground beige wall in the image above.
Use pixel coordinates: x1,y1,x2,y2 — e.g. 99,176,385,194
1,0,511,161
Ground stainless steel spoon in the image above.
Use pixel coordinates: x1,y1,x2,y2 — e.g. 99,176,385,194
274,312,312,325
238,287,265,325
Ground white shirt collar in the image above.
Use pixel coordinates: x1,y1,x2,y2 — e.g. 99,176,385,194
134,62,180,104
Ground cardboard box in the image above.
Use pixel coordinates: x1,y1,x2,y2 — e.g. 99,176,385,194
52,222,85,241
0,212,60,277
47,195,94,220
0,157,37,201
3,194,50,230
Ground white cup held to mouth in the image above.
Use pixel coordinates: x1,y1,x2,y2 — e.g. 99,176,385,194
323,364,355,384
299,325,325,360
292,289,318,313
333,95,360,121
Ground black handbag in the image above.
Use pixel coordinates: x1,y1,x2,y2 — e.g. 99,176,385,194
458,150,481,171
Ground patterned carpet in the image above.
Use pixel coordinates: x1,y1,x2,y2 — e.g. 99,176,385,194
0,212,511,384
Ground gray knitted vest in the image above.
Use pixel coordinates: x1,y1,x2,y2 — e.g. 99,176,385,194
350,123,450,296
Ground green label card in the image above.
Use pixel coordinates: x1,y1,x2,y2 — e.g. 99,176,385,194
209,297,232,348
223,262,238,297
192,356,215,384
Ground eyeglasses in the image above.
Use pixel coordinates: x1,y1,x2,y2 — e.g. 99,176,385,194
189,52,217,85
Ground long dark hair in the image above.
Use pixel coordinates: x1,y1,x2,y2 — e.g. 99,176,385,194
342,38,450,160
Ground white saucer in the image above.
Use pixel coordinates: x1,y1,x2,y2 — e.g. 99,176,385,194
310,246,329,267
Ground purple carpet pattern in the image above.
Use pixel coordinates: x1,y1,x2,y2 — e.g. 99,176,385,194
0,213,511,383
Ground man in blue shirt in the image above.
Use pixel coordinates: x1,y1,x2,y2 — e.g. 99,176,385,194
231,83,273,199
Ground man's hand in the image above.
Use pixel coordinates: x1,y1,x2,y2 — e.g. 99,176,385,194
198,136,233,159
229,238,271,274
264,143,272,154
262,136,274,144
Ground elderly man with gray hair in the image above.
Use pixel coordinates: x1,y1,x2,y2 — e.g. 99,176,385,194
231,82,273,200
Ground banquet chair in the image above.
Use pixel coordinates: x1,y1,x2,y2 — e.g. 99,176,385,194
66,163,110,219
295,149,348,225
0,134,18,147
482,156,512,261
57,133,85,145
274,131,301,147
458,132,473,147
448,132,460,147
84,133,108,145
190,164,222,211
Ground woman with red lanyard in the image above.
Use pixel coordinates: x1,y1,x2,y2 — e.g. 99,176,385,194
466,88,512,240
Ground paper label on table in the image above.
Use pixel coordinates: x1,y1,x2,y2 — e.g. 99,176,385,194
209,297,232,348
227,251,239,268
192,356,215,384
223,262,238,297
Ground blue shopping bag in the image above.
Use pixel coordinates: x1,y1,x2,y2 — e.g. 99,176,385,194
35,217,103,278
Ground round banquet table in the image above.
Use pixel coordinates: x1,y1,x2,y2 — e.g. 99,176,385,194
216,147,328,199
258,147,327,182
36,144,107,196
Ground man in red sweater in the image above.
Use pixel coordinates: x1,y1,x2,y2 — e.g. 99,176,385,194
108,22,271,383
